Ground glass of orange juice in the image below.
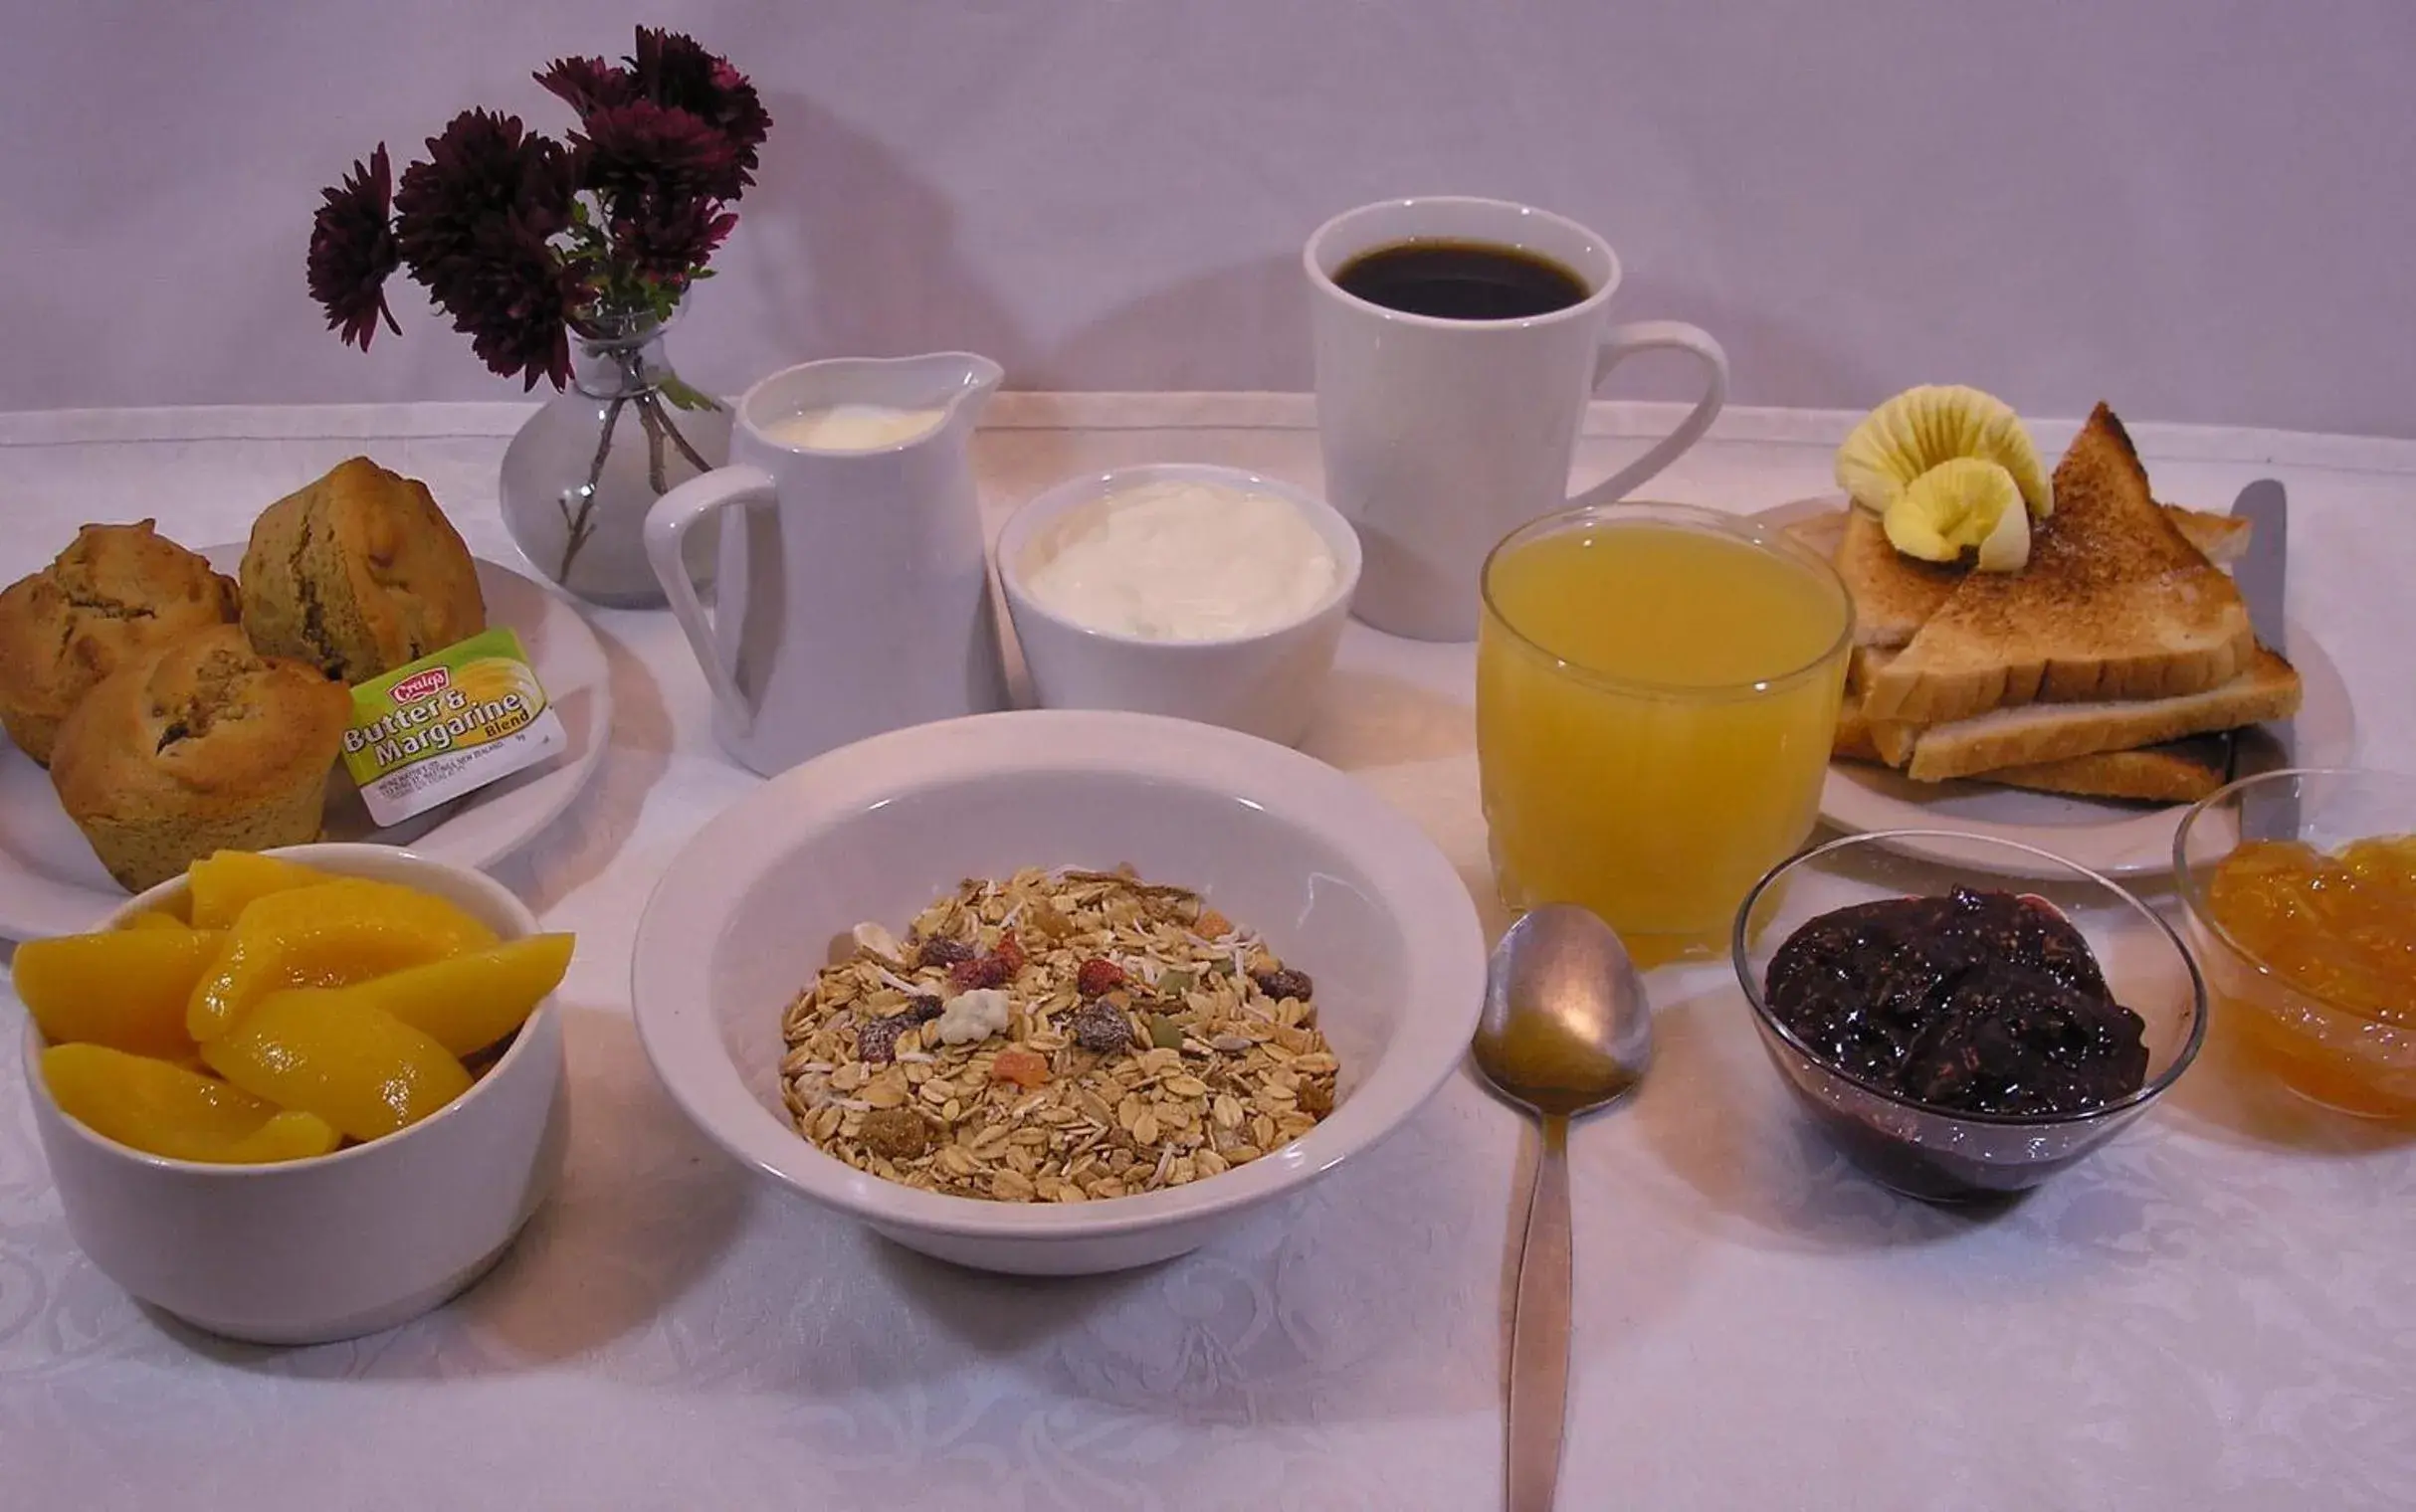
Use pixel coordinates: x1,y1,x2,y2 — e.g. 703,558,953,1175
1477,502,1854,964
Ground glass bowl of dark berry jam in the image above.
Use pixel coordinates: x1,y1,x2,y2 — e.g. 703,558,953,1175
1731,830,2207,1202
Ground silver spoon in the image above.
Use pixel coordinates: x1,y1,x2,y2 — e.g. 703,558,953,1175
1471,904,1652,1512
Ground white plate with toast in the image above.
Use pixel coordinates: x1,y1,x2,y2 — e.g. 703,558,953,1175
1759,495,2354,880
0,552,611,939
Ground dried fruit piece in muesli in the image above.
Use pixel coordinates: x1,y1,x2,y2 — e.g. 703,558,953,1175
1076,958,1126,998
992,1047,1051,1088
857,1017,909,1064
1254,967,1313,1003
949,932,1025,991
1068,998,1134,1053
856,995,943,1064
861,1106,931,1158
916,937,975,970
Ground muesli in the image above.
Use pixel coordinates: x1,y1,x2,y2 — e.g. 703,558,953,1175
779,865,1338,1203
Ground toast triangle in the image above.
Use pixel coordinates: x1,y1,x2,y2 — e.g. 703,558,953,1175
1859,405,2256,724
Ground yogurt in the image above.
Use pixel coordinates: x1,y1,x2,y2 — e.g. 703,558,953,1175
1020,478,1338,641
761,404,947,452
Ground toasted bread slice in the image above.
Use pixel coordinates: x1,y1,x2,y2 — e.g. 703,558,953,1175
1860,406,2256,724
1881,644,2300,782
1835,506,1964,649
1834,683,1881,761
1846,642,2238,796
1987,736,2233,805
1834,702,2231,803
2180,508,2251,568
1791,501,2250,650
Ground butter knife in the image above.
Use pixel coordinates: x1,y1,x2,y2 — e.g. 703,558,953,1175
2226,478,2299,841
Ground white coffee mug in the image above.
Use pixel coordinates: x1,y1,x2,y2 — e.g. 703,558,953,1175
644,353,1009,776
1308,196,1729,642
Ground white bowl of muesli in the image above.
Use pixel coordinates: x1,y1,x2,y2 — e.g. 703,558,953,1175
631,708,1487,1274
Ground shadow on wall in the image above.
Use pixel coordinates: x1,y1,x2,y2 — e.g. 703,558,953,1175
732,90,1038,382
735,90,1306,392
1599,264,1885,409
1038,253,1305,392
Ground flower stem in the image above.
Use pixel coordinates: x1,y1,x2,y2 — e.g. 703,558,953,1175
648,394,716,474
557,392,628,582
634,393,672,495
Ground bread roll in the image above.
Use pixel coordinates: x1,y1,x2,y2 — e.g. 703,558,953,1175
50,623,350,892
0,521,238,764
239,457,485,684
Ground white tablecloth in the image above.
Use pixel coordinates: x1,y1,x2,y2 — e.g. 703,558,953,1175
2,397,2412,1512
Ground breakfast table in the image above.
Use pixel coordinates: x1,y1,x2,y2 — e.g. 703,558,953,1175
2,393,2411,1512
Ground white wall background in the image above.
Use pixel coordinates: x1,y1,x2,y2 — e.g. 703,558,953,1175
6,1,2413,436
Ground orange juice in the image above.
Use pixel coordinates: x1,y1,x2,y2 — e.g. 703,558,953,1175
1477,507,1852,963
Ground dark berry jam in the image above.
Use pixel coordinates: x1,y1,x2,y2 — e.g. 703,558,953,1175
1763,887,2149,1118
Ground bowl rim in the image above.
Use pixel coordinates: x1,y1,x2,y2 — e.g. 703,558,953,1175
2171,764,2416,1005
994,463,1364,651
19,842,555,1180
629,706,1488,1240
1730,827,2209,1128
1479,499,1857,702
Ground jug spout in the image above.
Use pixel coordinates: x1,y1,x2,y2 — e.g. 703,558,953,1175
912,351,1003,433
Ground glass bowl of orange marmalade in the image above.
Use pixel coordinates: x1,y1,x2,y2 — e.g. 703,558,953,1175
2174,767,2416,1118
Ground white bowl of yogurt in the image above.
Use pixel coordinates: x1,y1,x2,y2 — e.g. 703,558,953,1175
996,465,1360,746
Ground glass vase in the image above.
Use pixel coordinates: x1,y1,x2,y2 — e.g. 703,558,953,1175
499,312,731,608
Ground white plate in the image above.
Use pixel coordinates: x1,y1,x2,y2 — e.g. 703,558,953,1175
0,551,611,939
1762,496,2356,879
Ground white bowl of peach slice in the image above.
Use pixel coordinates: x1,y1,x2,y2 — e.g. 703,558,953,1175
16,844,571,1344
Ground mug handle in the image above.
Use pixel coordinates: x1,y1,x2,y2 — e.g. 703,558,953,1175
1567,320,1730,508
644,466,773,737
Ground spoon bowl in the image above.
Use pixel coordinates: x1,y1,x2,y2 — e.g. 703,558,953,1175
1474,904,1653,1117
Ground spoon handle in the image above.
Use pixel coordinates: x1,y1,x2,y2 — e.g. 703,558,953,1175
1508,1111,1572,1512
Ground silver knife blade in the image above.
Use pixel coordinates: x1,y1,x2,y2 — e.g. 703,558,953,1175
2226,478,2298,839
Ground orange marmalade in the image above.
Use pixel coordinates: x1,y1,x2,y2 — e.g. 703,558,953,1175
2208,835,2416,1022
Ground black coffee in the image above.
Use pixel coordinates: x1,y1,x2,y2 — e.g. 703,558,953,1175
1332,240,1591,320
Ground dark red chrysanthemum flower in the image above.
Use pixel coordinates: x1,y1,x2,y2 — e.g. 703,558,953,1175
574,99,742,211
628,27,772,190
394,109,576,299
533,54,633,118
305,144,403,349
393,111,580,388
612,203,736,287
439,215,582,390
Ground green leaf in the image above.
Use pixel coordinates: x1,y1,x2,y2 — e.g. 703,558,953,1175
658,374,722,413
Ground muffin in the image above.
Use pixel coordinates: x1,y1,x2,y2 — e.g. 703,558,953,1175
50,623,351,892
239,457,486,684
0,521,240,765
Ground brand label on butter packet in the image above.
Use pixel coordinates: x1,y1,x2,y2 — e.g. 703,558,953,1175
341,628,566,828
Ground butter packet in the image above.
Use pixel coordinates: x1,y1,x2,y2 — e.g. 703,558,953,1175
341,628,566,828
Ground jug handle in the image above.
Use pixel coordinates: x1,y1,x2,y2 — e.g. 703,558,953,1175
644,466,770,736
